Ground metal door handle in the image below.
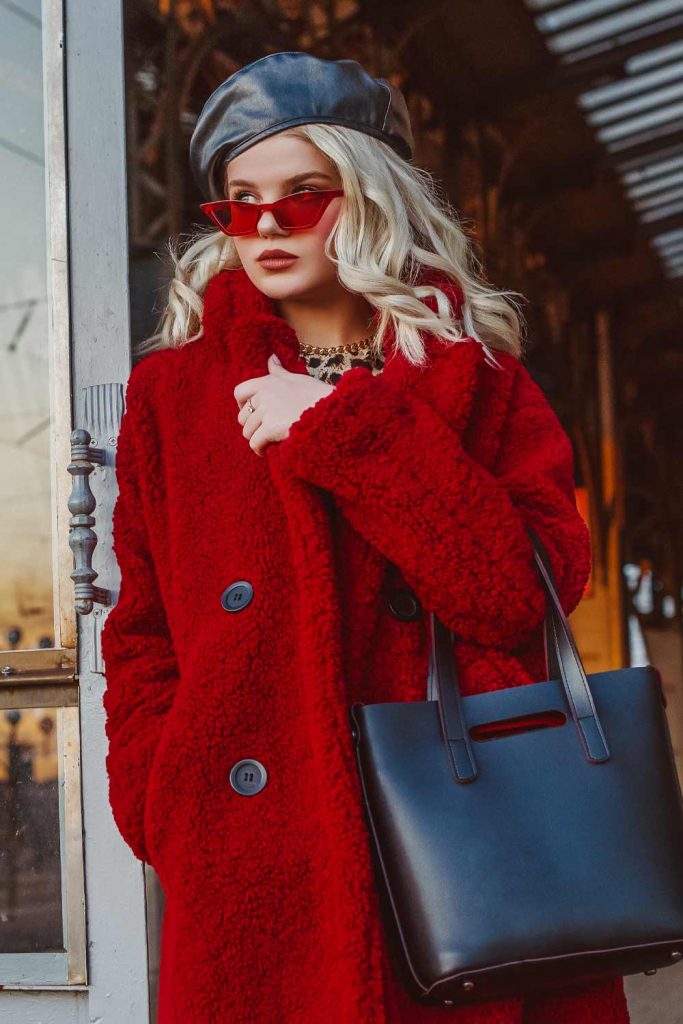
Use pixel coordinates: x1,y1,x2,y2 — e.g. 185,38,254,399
68,428,111,614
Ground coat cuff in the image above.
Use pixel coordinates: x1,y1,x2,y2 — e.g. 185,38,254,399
275,365,419,485
270,357,588,651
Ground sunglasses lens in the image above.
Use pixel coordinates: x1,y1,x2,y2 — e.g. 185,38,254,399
274,192,333,229
203,202,257,235
227,202,259,235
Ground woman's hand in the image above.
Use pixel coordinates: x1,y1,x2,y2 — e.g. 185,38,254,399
234,352,336,456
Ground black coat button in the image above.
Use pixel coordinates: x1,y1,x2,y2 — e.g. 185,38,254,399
229,759,268,796
221,580,254,612
388,588,421,621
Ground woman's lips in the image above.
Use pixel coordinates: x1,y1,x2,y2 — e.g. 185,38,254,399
257,255,299,270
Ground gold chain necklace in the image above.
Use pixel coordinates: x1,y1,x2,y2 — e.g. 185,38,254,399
298,336,374,355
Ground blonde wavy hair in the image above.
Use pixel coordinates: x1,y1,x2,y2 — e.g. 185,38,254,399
139,122,527,368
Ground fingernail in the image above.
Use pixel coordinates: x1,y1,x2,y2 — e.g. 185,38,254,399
271,352,281,364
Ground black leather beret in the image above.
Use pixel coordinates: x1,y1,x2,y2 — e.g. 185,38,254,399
189,51,414,201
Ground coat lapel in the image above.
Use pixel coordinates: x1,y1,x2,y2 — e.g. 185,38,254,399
200,269,391,1004
198,265,483,438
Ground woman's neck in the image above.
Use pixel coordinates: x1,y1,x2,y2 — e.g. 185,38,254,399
275,286,375,349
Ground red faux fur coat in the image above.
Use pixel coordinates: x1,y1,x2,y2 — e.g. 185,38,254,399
101,266,630,1024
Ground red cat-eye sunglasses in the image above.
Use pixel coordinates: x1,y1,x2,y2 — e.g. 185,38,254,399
200,189,345,237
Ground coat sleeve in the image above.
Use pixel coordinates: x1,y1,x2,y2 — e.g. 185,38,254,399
271,351,591,649
100,363,180,865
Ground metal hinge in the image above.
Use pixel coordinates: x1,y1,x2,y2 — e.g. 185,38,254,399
0,650,78,708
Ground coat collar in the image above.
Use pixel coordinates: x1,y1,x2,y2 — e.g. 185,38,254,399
198,265,485,430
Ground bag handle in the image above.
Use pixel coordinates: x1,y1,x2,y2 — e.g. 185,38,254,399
426,525,610,784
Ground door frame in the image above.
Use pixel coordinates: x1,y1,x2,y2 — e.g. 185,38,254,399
0,0,153,1019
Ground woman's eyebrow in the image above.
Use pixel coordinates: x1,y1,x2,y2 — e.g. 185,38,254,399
227,171,335,189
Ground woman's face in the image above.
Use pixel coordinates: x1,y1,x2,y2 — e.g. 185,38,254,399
224,133,345,303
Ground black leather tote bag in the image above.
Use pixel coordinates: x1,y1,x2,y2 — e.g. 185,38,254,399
349,526,683,1008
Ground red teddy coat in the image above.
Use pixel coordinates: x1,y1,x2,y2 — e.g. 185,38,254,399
101,266,630,1024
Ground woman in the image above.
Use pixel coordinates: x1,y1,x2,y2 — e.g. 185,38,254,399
101,52,630,1024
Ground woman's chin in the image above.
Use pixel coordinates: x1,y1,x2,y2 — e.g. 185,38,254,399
244,258,342,303
251,267,319,300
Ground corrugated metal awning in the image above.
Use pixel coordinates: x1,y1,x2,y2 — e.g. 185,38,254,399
525,0,683,280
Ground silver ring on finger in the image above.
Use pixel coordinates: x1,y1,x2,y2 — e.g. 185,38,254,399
246,399,255,414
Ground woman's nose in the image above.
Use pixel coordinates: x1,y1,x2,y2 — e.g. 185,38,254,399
257,210,289,237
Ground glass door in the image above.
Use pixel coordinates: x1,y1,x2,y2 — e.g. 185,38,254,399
0,0,86,988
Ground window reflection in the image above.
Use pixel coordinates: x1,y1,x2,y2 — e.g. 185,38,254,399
0,0,54,653
0,707,63,953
